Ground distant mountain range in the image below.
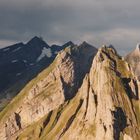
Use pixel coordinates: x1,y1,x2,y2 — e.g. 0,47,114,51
0,37,140,140
0,36,75,109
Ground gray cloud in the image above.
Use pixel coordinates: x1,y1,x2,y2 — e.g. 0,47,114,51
0,0,140,55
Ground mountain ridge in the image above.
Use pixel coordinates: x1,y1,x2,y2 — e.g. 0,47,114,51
125,44,140,81
0,44,139,140
0,37,86,111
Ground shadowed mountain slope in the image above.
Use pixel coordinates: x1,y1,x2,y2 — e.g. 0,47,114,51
0,37,80,110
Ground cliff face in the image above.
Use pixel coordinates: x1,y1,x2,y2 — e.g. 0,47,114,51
0,43,97,140
125,44,140,81
0,45,139,140
87,46,140,140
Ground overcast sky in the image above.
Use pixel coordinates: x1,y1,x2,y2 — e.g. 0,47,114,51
0,0,140,55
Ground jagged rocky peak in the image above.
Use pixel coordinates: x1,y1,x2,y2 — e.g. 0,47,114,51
132,43,140,56
78,41,97,58
0,45,139,140
27,36,43,43
81,41,89,45
0,44,98,140
80,41,94,48
125,44,140,80
27,36,49,47
62,41,74,47
136,43,140,51
99,44,117,54
89,46,140,140
93,45,119,67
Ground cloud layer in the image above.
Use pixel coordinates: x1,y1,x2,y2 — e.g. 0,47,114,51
0,0,140,54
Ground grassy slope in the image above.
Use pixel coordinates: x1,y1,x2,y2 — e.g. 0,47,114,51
0,57,57,122
17,92,83,140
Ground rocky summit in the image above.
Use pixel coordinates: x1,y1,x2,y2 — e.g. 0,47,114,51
0,37,75,111
0,44,140,140
125,44,140,81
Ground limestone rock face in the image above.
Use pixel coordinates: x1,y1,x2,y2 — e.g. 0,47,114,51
0,44,97,140
125,44,140,80
88,46,140,140
0,45,140,140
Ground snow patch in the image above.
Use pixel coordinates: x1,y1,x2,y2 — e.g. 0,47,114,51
23,60,27,63
30,63,34,66
11,60,18,63
16,73,22,76
37,47,52,62
12,47,21,52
